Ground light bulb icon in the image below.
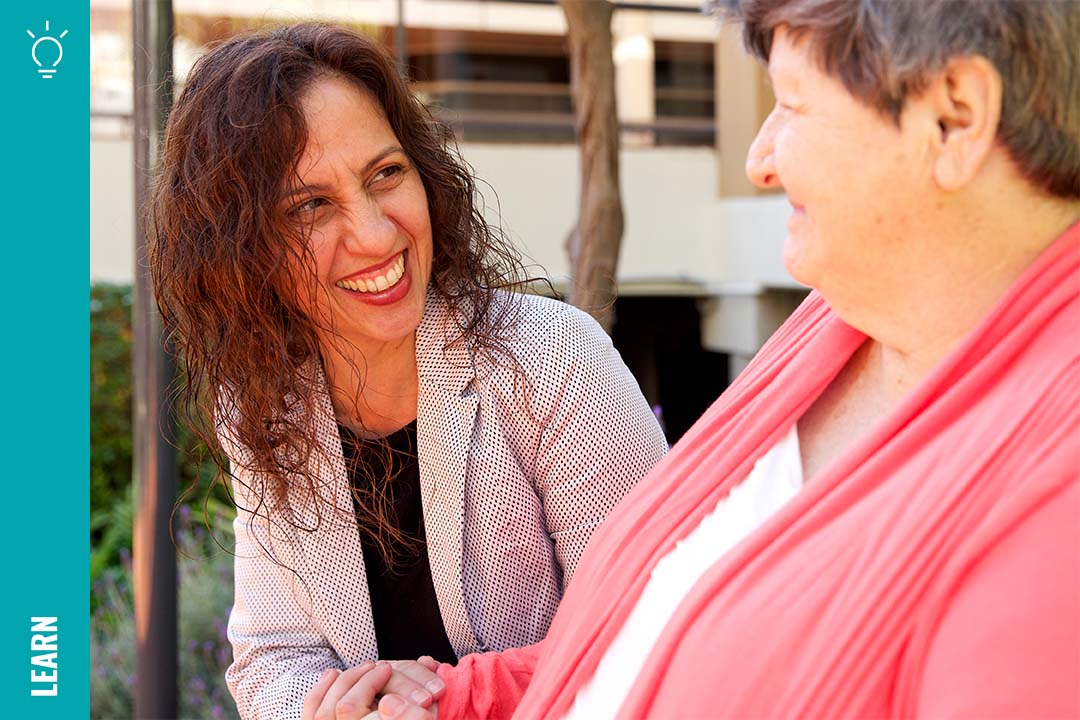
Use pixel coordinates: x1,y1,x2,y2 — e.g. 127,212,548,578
26,20,68,79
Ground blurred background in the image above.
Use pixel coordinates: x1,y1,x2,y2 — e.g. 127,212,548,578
90,1,805,717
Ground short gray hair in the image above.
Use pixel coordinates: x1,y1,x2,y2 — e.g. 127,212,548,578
709,0,1080,199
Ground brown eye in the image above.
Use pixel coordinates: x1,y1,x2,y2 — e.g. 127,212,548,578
288,197,329,218
372,163,405,184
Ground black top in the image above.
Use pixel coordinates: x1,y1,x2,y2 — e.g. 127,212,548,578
339,421,458,664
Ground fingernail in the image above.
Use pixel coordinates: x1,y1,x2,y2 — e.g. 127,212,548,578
425,678,445,695
409,688,432,704
380,694,406,717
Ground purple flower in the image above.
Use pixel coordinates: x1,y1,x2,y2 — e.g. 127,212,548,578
651,404,672,447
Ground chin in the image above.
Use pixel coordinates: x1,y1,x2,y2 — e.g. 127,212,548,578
782,235,816,288
353,325,419,348
345,305,425,348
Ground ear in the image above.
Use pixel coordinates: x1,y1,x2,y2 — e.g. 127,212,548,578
924,56,1003,192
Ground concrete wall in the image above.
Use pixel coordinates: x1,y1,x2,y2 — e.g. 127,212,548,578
93,0,717,42
91,137,798,292
91,136,136,283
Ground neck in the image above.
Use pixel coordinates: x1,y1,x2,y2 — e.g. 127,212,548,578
839,183,1080,399
320,332,419,438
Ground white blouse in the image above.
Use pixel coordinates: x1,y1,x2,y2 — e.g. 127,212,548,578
564,425,805,720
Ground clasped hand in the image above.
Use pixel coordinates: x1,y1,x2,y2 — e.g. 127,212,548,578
302,656,442,720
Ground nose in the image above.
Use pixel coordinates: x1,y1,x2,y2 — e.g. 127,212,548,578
745,107,782,190
342,196,398,257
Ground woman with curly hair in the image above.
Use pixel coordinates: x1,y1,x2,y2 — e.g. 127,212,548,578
148,23,667,720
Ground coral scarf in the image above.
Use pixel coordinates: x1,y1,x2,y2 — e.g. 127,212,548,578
438,222,1080,718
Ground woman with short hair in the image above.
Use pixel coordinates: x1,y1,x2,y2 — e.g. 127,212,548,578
361,1,1080,717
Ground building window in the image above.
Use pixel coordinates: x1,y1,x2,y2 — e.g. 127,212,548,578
654,40,715,146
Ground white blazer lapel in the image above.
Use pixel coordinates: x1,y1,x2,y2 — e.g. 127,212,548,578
415,292,483,656
287,362,379,663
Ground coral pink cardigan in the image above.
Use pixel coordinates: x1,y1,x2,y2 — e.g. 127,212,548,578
436,222,1080,719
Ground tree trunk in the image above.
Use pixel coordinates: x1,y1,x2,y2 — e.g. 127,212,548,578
558,0,623,333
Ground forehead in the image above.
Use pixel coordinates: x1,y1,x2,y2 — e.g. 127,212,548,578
296,76,396,164
766,26,813,85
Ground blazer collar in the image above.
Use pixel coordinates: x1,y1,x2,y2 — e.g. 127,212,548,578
413,286,485,654
415,286,477,397
283,284,484,659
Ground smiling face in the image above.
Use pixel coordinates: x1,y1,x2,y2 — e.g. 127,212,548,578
284,75,433,356
745,27,936,304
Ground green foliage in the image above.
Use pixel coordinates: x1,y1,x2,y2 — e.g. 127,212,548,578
90,283,234,592
91,511,239,720
91,282,241,716
89,482,135,595
90,284,134,537
90,561,135,719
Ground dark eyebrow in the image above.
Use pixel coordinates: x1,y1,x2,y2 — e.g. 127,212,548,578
281,145,406,201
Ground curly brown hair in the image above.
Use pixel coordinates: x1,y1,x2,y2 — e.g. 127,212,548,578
148,23,533,560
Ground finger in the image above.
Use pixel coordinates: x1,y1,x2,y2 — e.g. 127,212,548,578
314,661,376,720
385,660,444,705
335,662,394,719
379,693,437,720
303,668,341,720
415,656,441,672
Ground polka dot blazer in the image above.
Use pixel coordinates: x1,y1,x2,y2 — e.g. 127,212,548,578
222,290,668,720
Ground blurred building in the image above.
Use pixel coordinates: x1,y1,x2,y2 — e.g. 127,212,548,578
91,0,806,440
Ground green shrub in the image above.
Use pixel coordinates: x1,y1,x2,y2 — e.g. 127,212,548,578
90,284,134,539
91,508,239,720
91,282,234,592
91,282,241,717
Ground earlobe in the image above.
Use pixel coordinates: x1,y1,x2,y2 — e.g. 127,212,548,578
930,56,1002,192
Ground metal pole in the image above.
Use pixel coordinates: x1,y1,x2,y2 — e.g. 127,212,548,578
396,0,407,70
132,1,177,718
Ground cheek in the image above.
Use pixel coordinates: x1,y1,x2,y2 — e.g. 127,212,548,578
296,241,335,300
310,233,337,280
286,233,336,312
411,186,434,241
401,186,434,262
771,127,806,190
413,205,434,254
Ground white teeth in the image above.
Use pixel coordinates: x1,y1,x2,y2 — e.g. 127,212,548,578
336,253,407,294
